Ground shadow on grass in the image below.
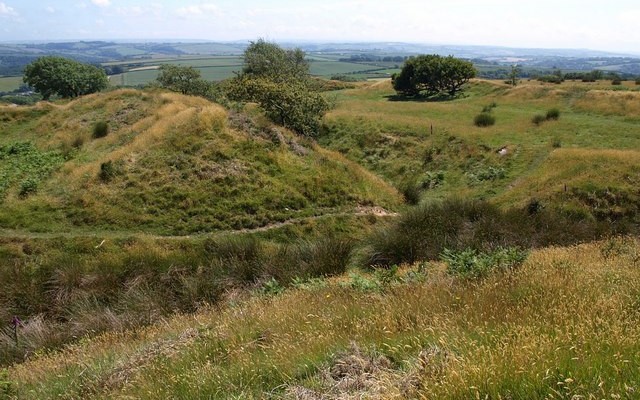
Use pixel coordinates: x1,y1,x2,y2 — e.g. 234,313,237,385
384,93,465,102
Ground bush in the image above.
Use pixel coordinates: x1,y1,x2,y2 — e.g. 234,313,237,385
635,77,640,85
93,121,109,138
361,198,622,269
399,180,421,205
546,108,560,120
474,112,495,127
481,102,497,113
611,79,622,85
19,178,38,197
532,114,546,125
98,160,122,182
441,247,528,279
551,137,562,148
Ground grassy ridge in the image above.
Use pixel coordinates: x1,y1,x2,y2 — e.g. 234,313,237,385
0,89,401,234
5,238,640,399
319,79,640,220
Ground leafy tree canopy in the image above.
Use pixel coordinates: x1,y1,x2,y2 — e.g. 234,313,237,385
23,56,108,100
242,39,309,82
392,55,476,97
226,39,328,137
156,64,211,96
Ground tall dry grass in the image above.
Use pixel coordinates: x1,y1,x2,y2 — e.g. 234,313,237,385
5,238,640,399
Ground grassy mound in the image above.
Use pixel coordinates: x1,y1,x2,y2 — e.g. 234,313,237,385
0,89,401,234
319,80,640,218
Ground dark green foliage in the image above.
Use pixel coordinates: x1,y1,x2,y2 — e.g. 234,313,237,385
399,180,421,205
581,70,604,82
546,108,560,120
92,121,109,138
392,54,476,97
551,137,562,148
227,76,329,136
98,160,122,182
23,56,108,100
441,247,528,279
0,141,64,200
0,233,354,365
532,114,546,125
474,112,495,127
611,78,622,85
18,178,38,197
636,77,640,85
363,199,621,268
226,39,328,136
507,65,521,86
537,75,564,84
155,64,223,103
242,39,309,83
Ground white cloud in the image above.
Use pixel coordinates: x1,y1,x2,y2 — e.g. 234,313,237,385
46,6,55,13
176,3,220,18
91,0,111,7
0,2,17,16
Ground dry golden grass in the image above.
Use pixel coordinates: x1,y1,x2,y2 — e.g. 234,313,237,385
7,238,640,399
497,148,640,207
573,90,640,117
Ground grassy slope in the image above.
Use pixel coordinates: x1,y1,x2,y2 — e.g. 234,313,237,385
0,89,401,235
5,238,640,399
320,80,640,218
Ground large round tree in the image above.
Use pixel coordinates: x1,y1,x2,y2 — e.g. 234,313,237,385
23,56,108,100
392,55,476,97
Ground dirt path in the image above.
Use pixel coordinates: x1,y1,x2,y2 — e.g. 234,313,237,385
0,207,399,241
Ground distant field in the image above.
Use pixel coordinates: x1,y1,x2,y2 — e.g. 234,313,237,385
0,76,23,92
104,56,402,87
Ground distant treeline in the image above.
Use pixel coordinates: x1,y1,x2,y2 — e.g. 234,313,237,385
339,54,408,63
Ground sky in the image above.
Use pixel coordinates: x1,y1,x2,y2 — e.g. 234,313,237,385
0,0,639,53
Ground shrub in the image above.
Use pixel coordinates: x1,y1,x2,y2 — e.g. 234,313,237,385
611,79,622,85
532,114,546,126
361,198,622,269
551,137,562,148
399,180,421,205
635,77,640,85
93,121,109,138
481,102,497,113
474,112,495,127
546,108,560,120
98,160,121,182
441,247,528,279
19,178,38,197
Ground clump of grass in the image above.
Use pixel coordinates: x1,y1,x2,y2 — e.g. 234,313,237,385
441,247,528,278
531,114,546,126
551,137,562,148
474,112,495,127
98,160,123,182
362,198,621,268
545,108,560,120
92,121,109,138
481,102,497,113
18,178,38,198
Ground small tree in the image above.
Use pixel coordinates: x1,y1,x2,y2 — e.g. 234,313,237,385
392,54,476,97
226,39,328,137
507,65,521,86
23,56,108,100
156,65,211,97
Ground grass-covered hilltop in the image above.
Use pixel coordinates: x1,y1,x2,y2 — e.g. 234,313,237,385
1,41,640,399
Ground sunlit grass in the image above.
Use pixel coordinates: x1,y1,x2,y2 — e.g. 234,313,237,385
6,238,640,399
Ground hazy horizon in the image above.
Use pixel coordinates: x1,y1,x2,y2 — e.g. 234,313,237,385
1,0,639,54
